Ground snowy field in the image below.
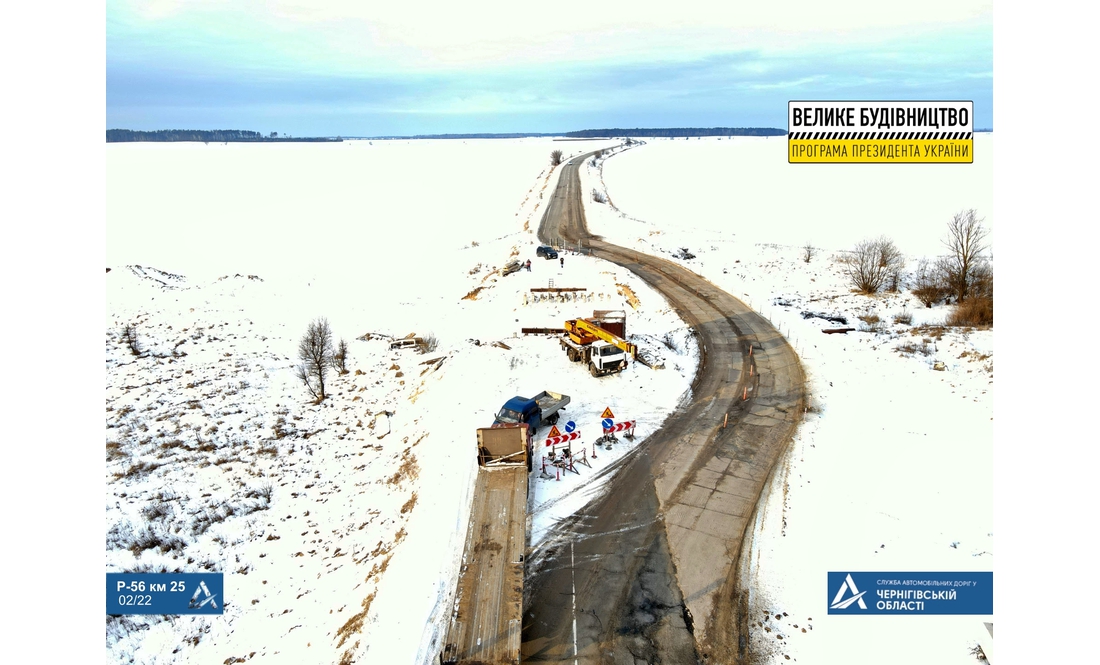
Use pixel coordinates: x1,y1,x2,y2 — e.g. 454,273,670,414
107,136,993,665
106,138,699,664
583,136,994,665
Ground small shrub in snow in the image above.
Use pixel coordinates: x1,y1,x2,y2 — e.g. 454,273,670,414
896,341,933,357
112,459,161,481
128,524,187,556
591,188,607,204
332,338,350,374
946,257,992,327
947,296,993,327
106,615,154,648
191,506,230,536
245,482,274,505
893,310,913,325
550,149,563,166
857,313,883,333
272,415,294,439
419,333,438,353
911,324,945,341
141,501,174,522
106,441,126,462
802,243,816,263
122,324,143,356
672,248,696,260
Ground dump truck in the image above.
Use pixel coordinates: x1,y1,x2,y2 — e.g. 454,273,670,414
441,424,530,665
561,316,638,377
492,390,570,433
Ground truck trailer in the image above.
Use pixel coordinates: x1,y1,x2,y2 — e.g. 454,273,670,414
441,425,530,665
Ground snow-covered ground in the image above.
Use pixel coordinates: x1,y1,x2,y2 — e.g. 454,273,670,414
582,136,993,665
108,136,993,665
106,138,699,664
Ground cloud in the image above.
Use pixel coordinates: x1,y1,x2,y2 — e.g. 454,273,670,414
107,1,992,134
109,0,992,73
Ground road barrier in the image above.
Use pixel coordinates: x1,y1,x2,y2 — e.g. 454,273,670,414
602,420,636,438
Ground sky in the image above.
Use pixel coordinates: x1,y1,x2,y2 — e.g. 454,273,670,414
106,0,993,136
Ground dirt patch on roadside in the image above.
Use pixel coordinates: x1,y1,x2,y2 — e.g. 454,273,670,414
616,283,640,309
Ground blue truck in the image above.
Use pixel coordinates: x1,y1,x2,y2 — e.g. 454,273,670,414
493,390,571,434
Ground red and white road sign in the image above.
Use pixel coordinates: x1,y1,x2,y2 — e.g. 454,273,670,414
602,420,635,434
544,431,581,446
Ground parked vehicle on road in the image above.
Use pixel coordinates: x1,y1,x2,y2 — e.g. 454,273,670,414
536,245,559,260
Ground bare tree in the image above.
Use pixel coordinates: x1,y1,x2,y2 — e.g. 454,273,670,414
941,209,990,302
911,258,947,307
296,318,333,401
880,241,905,292
842,236,904,295
331,338,349,374
122,324,143,356
802,242,816,263
550,149,563,166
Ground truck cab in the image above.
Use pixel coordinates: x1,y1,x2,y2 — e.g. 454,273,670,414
589,341,627,375
561,336,629,377
494,396,541,431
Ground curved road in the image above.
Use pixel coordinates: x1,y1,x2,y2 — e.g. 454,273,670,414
522,150,805,664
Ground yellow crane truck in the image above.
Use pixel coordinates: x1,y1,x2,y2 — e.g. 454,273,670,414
560,317,638,377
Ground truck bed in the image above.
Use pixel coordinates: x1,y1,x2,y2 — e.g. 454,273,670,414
531,390,570,420
442,466,527,664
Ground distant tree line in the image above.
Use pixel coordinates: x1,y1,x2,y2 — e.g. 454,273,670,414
360,127,788,140
564,127,787,138
396,132,562,140
106,129,341,143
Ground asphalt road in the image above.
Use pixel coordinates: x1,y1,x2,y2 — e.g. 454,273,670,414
522,151,805,664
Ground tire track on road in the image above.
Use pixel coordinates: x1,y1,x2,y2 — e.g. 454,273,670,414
522,150,805,663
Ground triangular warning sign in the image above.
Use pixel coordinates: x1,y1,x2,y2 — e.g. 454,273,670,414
601,407,615,419
547,425,562,438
